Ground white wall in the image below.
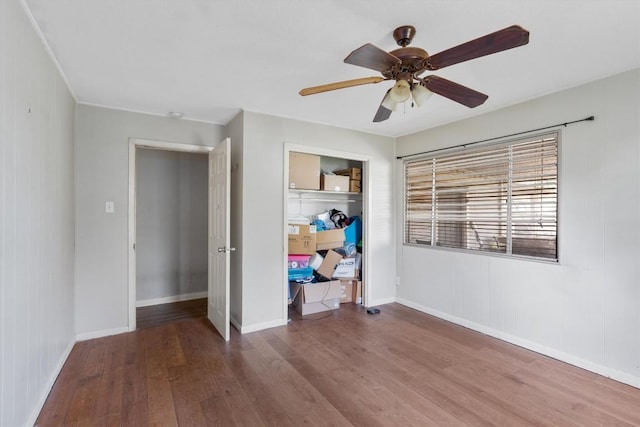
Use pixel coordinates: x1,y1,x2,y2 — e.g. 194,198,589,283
227,112,244,327
236,111,396,331
136,149,208,302
0,1,76,425
396,69,640,387
75,105,225,337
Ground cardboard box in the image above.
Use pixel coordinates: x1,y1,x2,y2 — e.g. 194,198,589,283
334,167,362,180
353,280,363,304
349,180,361,193
320,174,350,192
339,280,353,303
288,224,316,255
317,250,343,279
289,152,320,190
333,255,359,278
317,250,360,279
339,279,363,304
290,281,342,315
315,228,345,250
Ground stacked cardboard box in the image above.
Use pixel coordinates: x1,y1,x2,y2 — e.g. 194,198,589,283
288,232,363,314
288,200,364,315
290,281,342,315
316,228,345,250
334,167,361,193
339,279,363,304
320,174,350,192
290,278,362,315
287,224,317,255
289,152,320,190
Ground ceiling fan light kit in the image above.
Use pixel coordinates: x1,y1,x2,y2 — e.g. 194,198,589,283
380,92,397,111
300,24,530,122
389,79,411,103
411,83,433,107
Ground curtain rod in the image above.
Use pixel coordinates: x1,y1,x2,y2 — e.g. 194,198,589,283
396,115,595,160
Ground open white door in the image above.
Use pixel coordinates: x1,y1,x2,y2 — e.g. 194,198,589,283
208,138,231,341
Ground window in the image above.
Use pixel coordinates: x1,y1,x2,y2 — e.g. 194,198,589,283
404,133,558,261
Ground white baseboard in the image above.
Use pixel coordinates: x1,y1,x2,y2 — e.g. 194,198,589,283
230,315,242,333
368,297,396,307
136,291,207,307
76,326,129,342
395,297,640,390
233,317,287,334
26,337,75,427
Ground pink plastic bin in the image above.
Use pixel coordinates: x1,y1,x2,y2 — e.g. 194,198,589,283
288,255,310,269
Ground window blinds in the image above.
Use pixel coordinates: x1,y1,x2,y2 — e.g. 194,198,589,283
404,133,558,260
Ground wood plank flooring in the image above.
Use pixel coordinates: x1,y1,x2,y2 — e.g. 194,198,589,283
136,298,207,329
37,303,640,426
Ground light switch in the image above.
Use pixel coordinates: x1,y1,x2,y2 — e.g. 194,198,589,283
105,201,114,213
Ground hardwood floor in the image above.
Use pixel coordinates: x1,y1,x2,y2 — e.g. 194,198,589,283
37,303,640,426
136,298,207,329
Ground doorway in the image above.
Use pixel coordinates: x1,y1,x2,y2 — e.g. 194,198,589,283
128,139,213,332
136,148,208,302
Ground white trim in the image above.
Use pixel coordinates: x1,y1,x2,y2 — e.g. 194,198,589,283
282,147,290,326
19,0,78,102
283,143,373,322
128,138,214,332
128,142,137,331
230,315,242,333
369,297,397,307
79,101,229,126
130,138,213,153
25,338,75,427
76,327,129,342
241,107,391,138
395,297,640,390
136,291,208,308
233,318,288,334
284,143,372,163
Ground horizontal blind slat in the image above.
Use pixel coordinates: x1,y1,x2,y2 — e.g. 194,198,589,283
405,132,558,259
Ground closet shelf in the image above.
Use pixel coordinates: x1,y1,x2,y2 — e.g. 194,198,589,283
291,198,358,203
288,189,362,203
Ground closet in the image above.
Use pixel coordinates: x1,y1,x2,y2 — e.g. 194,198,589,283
287,150,365,315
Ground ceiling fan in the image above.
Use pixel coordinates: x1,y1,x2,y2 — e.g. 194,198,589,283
299,25,530,122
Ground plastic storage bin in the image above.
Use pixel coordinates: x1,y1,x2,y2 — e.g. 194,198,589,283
288,255,311,269
288,267,314,281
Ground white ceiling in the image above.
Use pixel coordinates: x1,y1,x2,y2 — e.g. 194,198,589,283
24,0,640,137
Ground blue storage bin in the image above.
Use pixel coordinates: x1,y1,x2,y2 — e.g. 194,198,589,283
288,267,314,281
344,216,362,245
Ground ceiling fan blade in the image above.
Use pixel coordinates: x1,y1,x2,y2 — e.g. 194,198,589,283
426,25,530,70
344,43,402,72
373,90,393,122
423,75,488,108
299,76,385,96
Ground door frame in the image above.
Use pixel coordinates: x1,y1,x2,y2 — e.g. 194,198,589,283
127,138,213,332
283,143,372,320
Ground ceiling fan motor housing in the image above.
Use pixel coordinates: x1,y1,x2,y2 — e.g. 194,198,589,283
385,47,430,80
393,25,417,47
385,25,430,82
